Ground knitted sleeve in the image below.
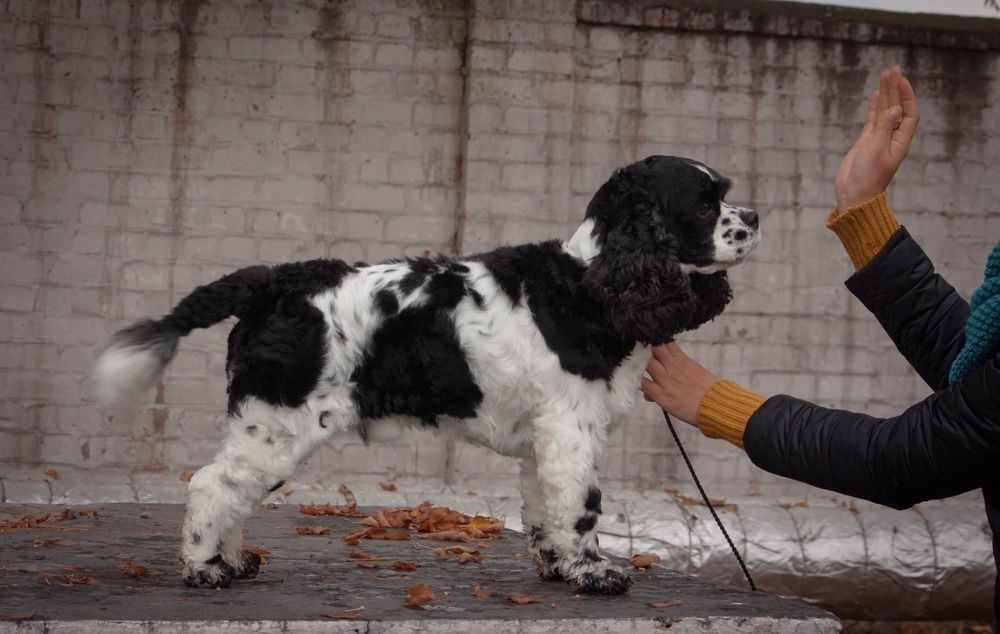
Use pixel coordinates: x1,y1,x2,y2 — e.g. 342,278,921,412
826,191,902,271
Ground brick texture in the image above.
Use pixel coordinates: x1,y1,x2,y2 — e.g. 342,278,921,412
1,0,999,500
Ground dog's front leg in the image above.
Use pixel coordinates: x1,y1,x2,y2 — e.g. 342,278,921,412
532,412,631,595
519,457,562,580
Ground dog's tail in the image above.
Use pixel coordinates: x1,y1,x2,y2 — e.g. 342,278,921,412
93,265,271,405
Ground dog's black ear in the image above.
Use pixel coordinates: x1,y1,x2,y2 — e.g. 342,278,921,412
683,271,732,332
582,175,697,345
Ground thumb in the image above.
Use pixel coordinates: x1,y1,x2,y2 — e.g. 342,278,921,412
885,105,902,131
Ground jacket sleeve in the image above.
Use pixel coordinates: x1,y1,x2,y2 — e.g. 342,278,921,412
844,228,970,391
743,353,1000,509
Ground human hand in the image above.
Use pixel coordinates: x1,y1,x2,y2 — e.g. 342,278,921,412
834,66,920,212
641,342,719,428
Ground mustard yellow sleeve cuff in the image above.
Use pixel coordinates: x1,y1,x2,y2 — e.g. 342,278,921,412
696,380,767,450
826,191,902,271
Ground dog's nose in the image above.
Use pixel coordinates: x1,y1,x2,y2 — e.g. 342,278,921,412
739,209,759,228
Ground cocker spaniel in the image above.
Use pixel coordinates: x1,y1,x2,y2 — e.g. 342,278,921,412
94,155,760,595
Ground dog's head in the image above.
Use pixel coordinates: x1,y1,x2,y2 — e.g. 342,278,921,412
581,155,760,346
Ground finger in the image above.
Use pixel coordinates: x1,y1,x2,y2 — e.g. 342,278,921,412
878,69,890,116
895,75,920,140
873,71,897,138
887,66,901,123
640,379,662,401
861,90,879,137
663,341,682,358
646,356,669,384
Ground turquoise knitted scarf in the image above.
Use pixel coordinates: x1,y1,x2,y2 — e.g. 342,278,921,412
949,241,1000,384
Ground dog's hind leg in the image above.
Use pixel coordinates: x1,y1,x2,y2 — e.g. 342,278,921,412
532,410,631,595
179,395,349,588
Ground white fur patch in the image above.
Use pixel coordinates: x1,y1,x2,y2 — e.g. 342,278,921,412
92,343,168,405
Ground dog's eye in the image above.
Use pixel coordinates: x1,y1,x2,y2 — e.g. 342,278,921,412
697,203,713,218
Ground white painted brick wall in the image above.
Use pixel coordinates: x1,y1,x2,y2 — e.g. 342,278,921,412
1,0,998,502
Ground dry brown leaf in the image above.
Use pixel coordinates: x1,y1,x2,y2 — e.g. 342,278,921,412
361,516,380,527
121,562,149,578
418,530,473,542
32,539,61,548
295,526,331,536
247,545,270,565
404,583,435,608
338,484,357,506
379,482,397,491
432,547,449,559
367,529,410,541
349,550,375,560
472,584,495,598
458,551,484,564
299,503,366,518
393,560,418,571
180,470,194,482
39,572,95,586
466,516,504,533
45,468,60,480
648,600,683,609
629,553,661,569
0,613,33,622
1,512,51,529
507,594,547,605
57,508,76,521
355,561,379,569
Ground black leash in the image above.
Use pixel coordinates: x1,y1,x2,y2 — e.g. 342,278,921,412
662,409,756,591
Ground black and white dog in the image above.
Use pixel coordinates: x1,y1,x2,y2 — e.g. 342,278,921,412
94,155,759,595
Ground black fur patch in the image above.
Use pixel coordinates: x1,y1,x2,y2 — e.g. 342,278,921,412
581,549,602,562
584,486,602,513
192,533,201,544
574,513,598,534
351,267,483,426
376,289,399,316
268,480,285,493
477,243,633,381
224,259,353,415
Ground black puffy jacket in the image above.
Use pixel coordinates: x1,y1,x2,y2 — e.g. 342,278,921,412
743,228,1000,619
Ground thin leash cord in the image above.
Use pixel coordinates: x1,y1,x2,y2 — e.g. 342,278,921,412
662,409,757,591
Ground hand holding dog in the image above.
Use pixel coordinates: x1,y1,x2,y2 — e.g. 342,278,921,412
835,66,920,212
641,342,719,427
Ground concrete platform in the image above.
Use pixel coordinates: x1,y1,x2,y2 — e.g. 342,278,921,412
0,503,840,633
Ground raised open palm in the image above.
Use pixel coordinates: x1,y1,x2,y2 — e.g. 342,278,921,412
835,66,920,212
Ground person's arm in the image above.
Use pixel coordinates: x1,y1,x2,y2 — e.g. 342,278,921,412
644,345,1000,507
743,354,1000,509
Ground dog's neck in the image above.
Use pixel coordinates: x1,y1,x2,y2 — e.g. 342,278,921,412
563,219,601,265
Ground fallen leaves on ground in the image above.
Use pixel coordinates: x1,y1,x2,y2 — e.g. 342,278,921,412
629,553,661,569
299,503,366,518
338,484,357,506
1,508,98,531
322,606,365,620
355,560,380,569
647,600,683,609
341,502,505,544
296,526,332,536
121,562,150,578
431,545,484,564
379,482,397,491
392,560,418,571
39,572,95,587
472,584,495,598
180,470,193,483
507,594,548,605
404,583,436,608
45,468,60,480
0,614,33,622
32,539,62,548
247,545,270,565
